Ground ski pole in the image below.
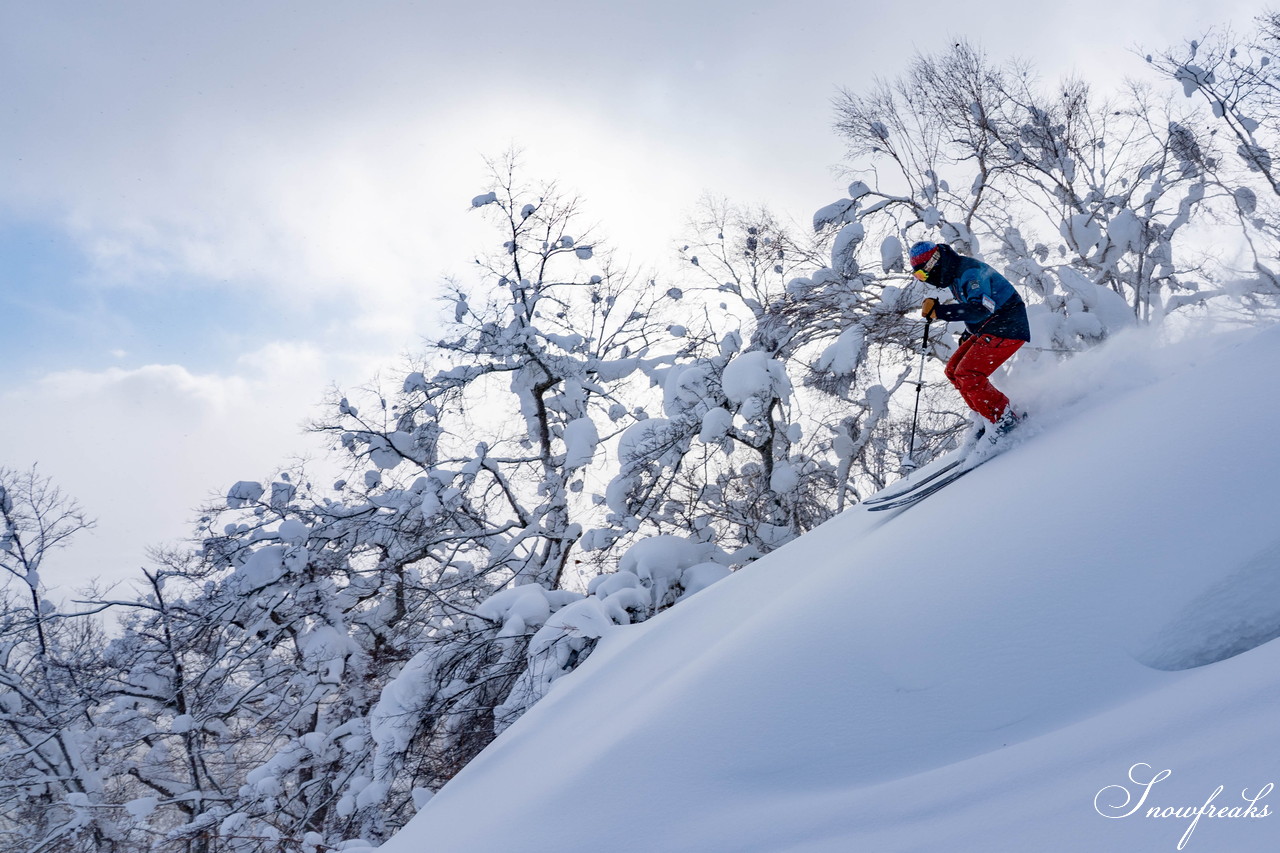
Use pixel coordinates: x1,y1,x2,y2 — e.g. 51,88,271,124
905,317,932,469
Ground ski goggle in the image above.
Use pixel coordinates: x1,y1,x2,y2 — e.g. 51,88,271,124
911,250,940,281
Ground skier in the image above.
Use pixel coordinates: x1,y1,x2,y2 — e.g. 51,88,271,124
909,241,1029,436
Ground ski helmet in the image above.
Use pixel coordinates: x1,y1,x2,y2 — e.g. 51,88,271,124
909,241,944,284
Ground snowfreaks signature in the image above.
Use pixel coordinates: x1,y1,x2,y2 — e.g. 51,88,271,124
1094,763,1273,850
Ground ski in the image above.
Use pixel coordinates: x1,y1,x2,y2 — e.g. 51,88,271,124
861,455,968,507
865,460,978,511
865,439,1010,512
862,426,986,507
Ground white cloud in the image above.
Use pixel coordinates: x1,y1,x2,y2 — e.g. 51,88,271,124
0,342,366,596
8,0,1251,349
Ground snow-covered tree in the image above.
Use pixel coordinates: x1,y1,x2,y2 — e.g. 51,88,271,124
599,196,942,554
96,548,310,853
830,40,1243,340
109,156,708,851
0,467,120,852
1147,14,1280,303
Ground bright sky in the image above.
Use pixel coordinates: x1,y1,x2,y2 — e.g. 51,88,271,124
0,0,1256,595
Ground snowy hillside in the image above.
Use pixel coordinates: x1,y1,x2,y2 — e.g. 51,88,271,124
375,323,1280,853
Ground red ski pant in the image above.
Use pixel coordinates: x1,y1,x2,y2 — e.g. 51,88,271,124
944,333,1025,423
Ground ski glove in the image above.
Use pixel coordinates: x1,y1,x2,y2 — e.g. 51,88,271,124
921,297,939,319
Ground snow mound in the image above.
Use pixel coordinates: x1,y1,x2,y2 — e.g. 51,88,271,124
1138,536,1280,671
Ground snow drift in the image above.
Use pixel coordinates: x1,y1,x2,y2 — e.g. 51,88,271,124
373,323,1280,852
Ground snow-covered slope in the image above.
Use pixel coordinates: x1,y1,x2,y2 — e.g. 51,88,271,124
382,324,1280,853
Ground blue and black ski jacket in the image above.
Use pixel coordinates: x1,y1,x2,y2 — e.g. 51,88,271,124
930,249,1031,342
